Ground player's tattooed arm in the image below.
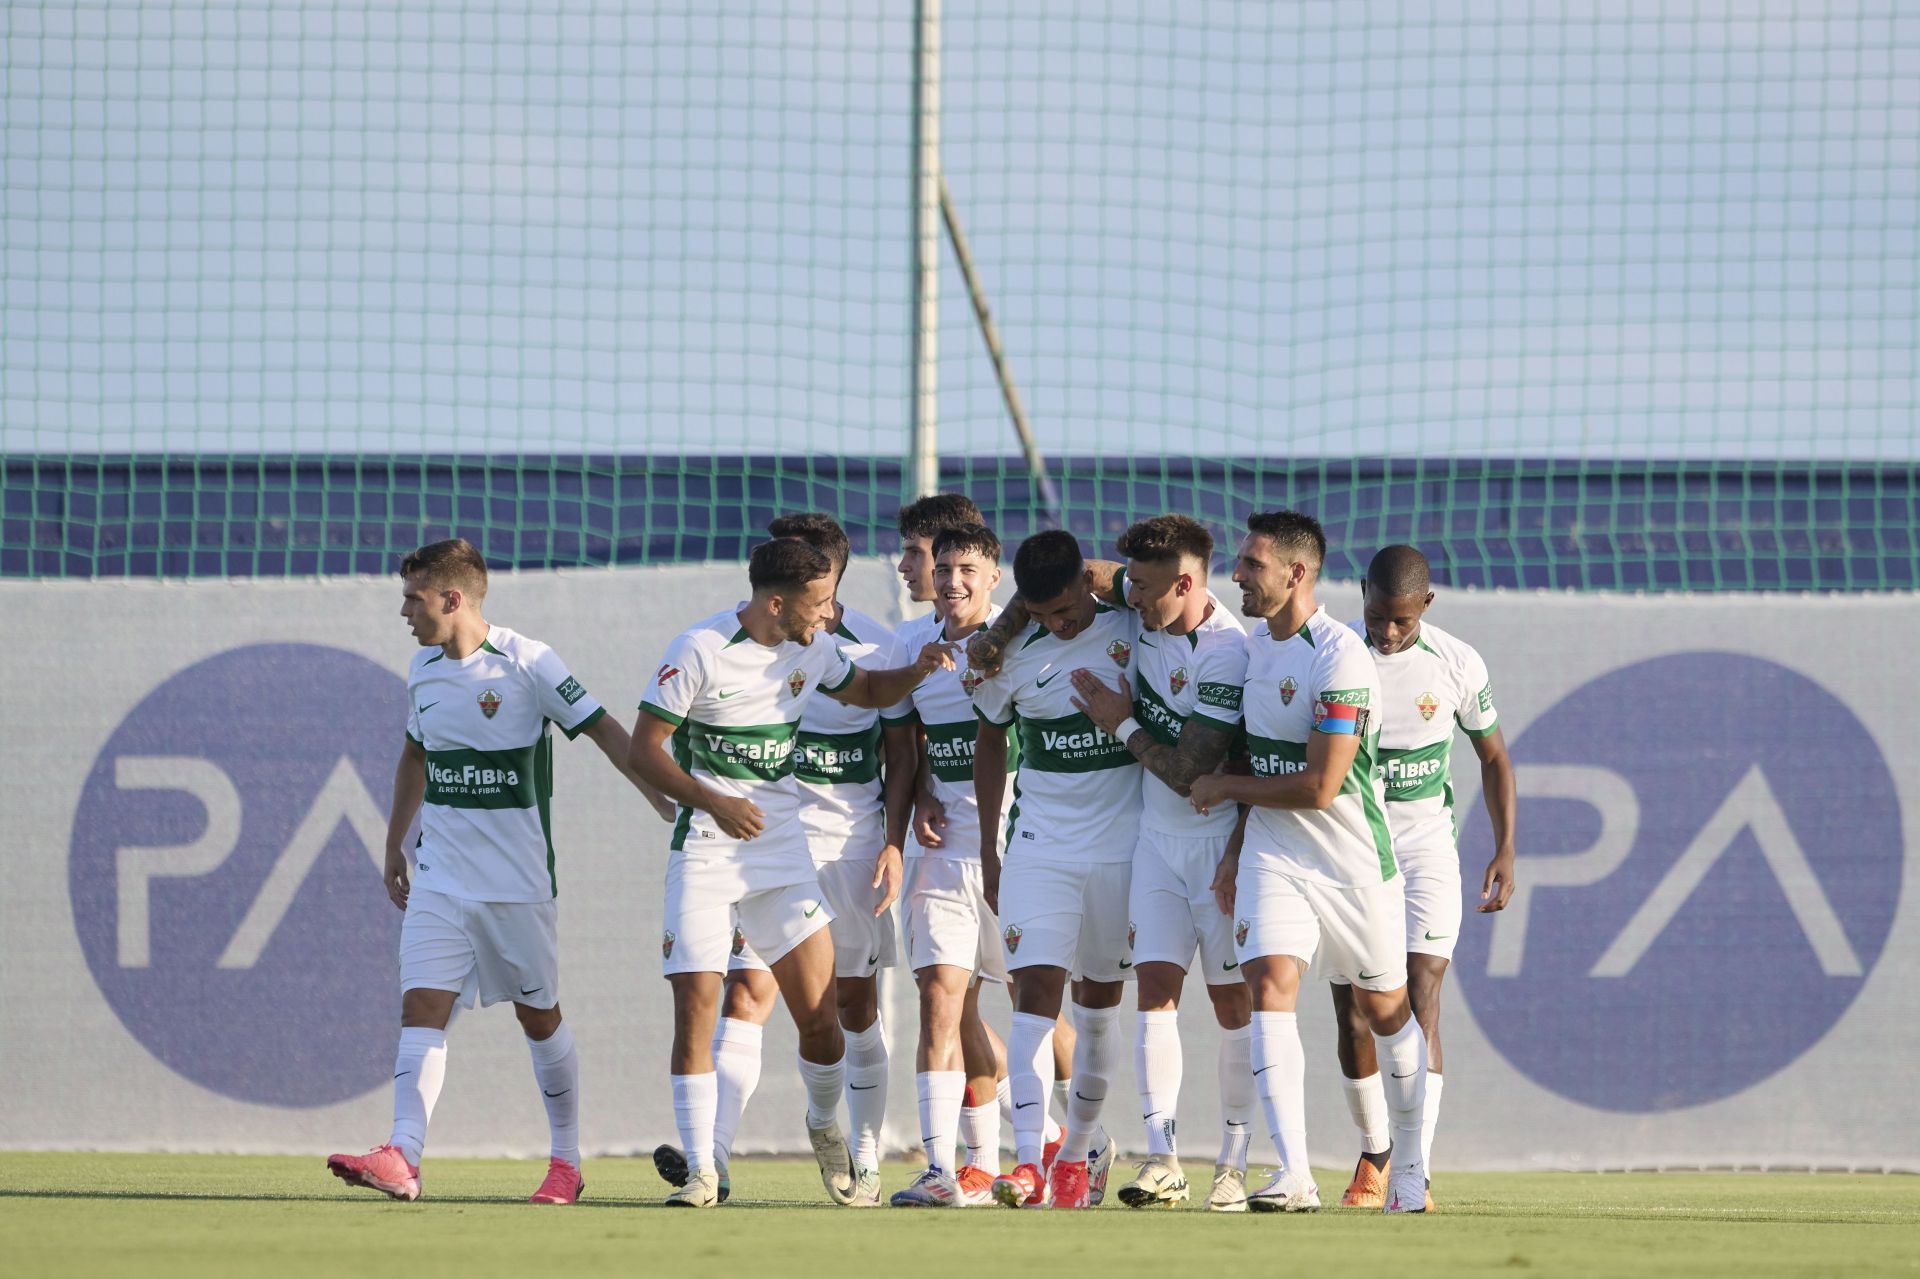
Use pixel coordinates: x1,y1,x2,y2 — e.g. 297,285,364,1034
1068,668,1232,796
1083,558,1126,608
384,736,428,911
1190,726,1361,815
966,599,1027,677
1471,724,1518,912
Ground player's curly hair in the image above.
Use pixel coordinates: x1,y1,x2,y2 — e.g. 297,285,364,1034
748,538,833,595
768,511,851,576
932,522,1001,565
1117,514,1213,566
1245,510,1327,576
1012,528,1086,603
897,492,985,541
398,537,489,600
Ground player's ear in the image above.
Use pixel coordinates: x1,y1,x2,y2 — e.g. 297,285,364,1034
442,588,462,614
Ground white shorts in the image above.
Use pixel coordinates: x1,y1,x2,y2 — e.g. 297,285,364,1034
1400,845,1462,961
399,887,559,1010
1129,828,1240,985
998,857,1133,983
903,853,1010,983
662,852,833,977
730,857,900,980
1233,861,1407,992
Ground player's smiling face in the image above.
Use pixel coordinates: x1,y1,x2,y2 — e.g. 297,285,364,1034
935,549,999,627
1026,580,1098,640
399,572,455,647
898,535,936,603
1362,582,1433,653
1231,533,1299,620
1124,555,1196,632
777,574,840,644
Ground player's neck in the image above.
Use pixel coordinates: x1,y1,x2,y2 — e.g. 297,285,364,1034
439,616,491,661
1164,593,1213,638
943,603,991,639
735,601,790,648
1266,591,1318,639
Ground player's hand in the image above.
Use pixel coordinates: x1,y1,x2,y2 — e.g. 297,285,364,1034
708,794,766,841
1477,849,1517,912
913,793,948,848
914,640,960,677
981,852,1001,914
967,629,1007,679
1189,772,1233,816
384,847,411,911
1069,668,1133,736
1210,849,1238,917
872,844,904,915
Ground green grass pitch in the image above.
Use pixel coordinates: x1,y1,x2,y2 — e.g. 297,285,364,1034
3,1153,1916,1278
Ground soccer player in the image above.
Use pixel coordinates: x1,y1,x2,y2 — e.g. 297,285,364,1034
652,512,916,1206
327,538,677,1205
629,538,953,1208
1328,545,1516,1211
1189,511,1430,1214
971,530,1140,1210
1062,515,1257,1212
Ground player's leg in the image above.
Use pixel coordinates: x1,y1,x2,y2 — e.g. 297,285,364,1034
1402,849,1460,1200
709,964,776,1197
816,856,896,1202
1053,859,1130,1210
1407,953,1448,1195
1123,829,1193,1201
1235,862,1322,1212
1186,841,1254,1209
657,866,736,1208
481,895,582,1204
1329,978,1391,1207
957,981,1007,1175
893,961,970,1206
990,856,1078,1207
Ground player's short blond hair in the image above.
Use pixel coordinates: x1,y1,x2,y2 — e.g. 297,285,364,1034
399,538,489,601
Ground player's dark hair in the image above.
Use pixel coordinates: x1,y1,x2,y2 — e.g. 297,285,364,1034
748,538,833,596
1245,510,1327,576
1118,514,1213,566
1012,529,1086,603
932,522,1002,565
768,511,851,576
399,537,489,599
897,492,985,541
1366,545,1432,599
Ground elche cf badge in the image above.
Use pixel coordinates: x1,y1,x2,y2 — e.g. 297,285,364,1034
1417,691,1439,721
1169,666,1189,696
1106,638,1131,667
1003,923,1023,953
1279,676,1297,706
787,670,806,698
960,667,983,696
478,688,503,718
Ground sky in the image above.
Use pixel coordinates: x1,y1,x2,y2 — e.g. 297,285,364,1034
2,0,1915,460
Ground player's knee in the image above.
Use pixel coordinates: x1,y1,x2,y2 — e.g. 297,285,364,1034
1134,962,1184,1011
837,977,879,1030
1205,979,1251,1030
513,1001,562,1040
400,986,456,1029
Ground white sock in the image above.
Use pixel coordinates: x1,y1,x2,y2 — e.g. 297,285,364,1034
526,1022,580,1167
388,1026,447,1166
1008,1012,1056,1168
1217,1023,1254,1171
1373,1018,1429,1170
916,1070,967,1174
1061,1002,1120,1162
711,1017,763,1168
961,1079,1005,1172
671,1072,719,1176
1048,1078,1069,1144
1136,1010,1182,1157
845,1020,889,1171
1341,1071,1392,1155
1250,1010,1309,1179
798,1051,846,1131
1422,1072,1445,1172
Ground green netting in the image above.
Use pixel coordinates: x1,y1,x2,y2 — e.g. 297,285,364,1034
2,2,1915,587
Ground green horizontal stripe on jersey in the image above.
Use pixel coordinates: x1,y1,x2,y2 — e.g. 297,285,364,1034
677,718,799,783
794,724,883,785
1133,677,1186,748
1380,738,1453,802
924,719,981,781
424,745,542,810
1016,709,1135,773
1245,734,1308,778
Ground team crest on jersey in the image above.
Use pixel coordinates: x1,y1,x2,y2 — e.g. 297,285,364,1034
1416,691,1439,721
1169,666,1188,696
960,667,983,697
1106,639,1131,667
1003,924,1023,953
1279,676,1297,705
1234,918,1249,947
661,929,677,959
731,925,747,958
478,688,502,718
787,669,807,698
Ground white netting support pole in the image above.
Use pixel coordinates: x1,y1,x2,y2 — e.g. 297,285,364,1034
908,0,941,501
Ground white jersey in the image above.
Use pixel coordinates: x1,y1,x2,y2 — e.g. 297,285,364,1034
971,603,1143,864
792,605,911,861
1355,619,1499,851
1128,598,1248,836
901,606,1018,861
1240,606,1396,888
406,625,607,903
640,607,856,874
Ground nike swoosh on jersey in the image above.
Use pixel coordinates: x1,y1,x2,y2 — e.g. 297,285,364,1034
1358,970,1386,981
1035,672,1060,688
416,701,439,714
1424,931,1450,941
717,689,743,699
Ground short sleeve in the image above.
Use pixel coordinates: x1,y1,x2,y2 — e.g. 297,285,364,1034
641,633,706,725
1190,636,1249,730
1454,643,1499,738
405,681,423,745
528,643,606,740
971,667,1016,728
1309,641,1377,737
818,636,857,693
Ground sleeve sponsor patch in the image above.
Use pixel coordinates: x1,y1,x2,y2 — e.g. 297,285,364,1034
1312,699,1370,735
556,675,588,705
1316,687,1371,707
1477,681,1494,714
1196,681,1242,712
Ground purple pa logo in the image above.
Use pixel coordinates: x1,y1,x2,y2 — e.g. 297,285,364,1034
1454,653,1902,1112
69,644,407,1107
